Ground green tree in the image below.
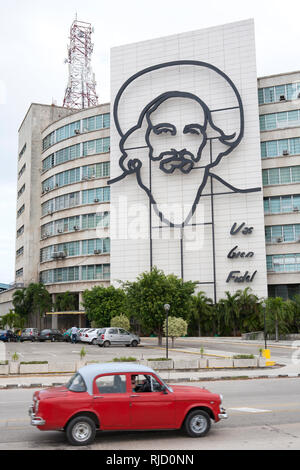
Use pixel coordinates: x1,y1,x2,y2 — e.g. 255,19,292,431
12,288,30,319
236,287,261,333
264,297,294,341
217,291,241,336
0,310,25,329
122,267,196,345
290,294,300,333
111,314,130,331
163,316,187,348
191,292,214,336
25,283,52,329
54,291,77,312
82,285,126,327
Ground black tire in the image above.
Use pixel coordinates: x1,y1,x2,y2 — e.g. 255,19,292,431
98,344,103,347
66,416,96,446
184,410,211,438
91,338,97,345
131,340,138,347
103,340,110,348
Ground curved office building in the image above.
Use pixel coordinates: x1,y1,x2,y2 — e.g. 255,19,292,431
16,103,110,312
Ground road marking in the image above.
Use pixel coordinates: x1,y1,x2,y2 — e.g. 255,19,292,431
228,407,272,413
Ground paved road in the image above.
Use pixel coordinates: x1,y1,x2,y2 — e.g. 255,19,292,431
0,377,299,450
4,337,297,364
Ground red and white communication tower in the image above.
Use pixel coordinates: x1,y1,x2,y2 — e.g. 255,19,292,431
63,19,99,109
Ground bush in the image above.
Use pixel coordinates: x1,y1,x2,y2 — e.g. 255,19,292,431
233,354,254,359
20,361,48,364
113,357,137,362
111,314,130,331
147,357,171,361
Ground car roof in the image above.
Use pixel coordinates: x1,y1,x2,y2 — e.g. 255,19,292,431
78,363,155,395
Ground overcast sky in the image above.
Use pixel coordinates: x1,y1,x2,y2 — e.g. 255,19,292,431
0,0,300,284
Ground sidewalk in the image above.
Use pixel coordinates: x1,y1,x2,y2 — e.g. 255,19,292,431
0,360,299,389
0,338,299,389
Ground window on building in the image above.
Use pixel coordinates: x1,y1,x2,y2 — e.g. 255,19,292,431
17,184,25,199
16,246,24,257
16,268,23,277
17,225,24,237
17,204,25,218
262,166,300,186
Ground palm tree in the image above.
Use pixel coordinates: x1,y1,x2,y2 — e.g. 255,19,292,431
191,292,214,336
236,287,261,332
12,288,30,319
54,291,77,312
25,283,52,329
290,294,300,333
264,297,294,341
219,291,241,336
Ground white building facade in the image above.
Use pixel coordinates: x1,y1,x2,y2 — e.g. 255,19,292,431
109,19,268,302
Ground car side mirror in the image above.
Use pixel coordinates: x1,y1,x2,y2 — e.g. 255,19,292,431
161,385,168,394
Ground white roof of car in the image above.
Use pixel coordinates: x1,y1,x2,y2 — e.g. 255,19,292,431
78,363,155,395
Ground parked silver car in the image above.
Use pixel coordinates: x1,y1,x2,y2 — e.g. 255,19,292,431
96,328,140,347
20,328,39,342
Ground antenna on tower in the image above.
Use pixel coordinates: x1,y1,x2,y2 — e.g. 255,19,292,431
63,18,98,109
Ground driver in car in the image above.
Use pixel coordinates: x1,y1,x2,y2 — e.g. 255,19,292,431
131,374,151,392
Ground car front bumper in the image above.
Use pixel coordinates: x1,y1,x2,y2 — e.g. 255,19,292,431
218,407,228,419
29,406,46,426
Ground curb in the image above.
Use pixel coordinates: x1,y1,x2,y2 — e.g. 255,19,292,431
1,373,300,389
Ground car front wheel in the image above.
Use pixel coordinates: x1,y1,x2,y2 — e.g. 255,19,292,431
131,340,138,347
184,410,211,438
66,416,96,446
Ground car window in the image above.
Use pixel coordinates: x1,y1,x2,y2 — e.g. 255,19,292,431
108,328,118,335
95,374,127,394
118,329,129,335
41,329,51,334
66,373,87,393
131,374,153,393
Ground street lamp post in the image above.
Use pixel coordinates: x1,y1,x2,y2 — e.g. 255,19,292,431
262,301,267,350
164,304,170,359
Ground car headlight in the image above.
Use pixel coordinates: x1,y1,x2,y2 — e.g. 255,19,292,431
33,396,39,413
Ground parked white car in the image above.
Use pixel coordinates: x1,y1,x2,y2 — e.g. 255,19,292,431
80,328,102,345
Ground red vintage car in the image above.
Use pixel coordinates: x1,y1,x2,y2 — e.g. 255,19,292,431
29,363,227,446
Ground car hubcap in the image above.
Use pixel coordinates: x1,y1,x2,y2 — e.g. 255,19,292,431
190,415,207,434
72,422,92,443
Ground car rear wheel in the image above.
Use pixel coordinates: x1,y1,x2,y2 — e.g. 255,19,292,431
131,340,138,347
103,340,110,347
184,410,211,438
66,416,96,446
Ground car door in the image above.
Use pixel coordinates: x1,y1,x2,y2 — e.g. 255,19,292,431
129,374,176,429
107,328,118,345
118,328,132,345
92,373,130,429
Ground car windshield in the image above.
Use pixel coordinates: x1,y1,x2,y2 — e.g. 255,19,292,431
66,373,87,392
154,373,173,393
41,330,51,334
